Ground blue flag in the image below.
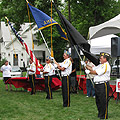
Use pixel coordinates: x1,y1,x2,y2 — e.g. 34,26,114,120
28,3,68,40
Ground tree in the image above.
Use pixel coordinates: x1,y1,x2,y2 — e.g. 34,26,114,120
1,0,120,60
0,0,62,30
0,0,67,61
64,0,120,39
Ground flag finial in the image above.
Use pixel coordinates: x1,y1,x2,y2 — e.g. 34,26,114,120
26,0,29,3
5,16,9,22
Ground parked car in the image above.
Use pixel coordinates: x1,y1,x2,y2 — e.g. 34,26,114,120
111,59,120,75
11,66,22,78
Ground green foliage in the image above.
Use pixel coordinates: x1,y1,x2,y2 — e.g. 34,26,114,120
1,0,120,60
0,58,7,67
22,72,27,77
34,0,61,15
0,0,62,30
0,0,29,30
37,26,68,61
0,0,66,60
69,0,120,39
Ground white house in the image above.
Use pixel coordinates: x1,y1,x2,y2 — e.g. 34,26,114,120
0,21,50,68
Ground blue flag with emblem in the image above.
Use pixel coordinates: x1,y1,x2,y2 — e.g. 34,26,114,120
28,3,68,40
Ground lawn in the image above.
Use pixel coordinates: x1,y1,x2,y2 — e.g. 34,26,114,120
0,72,2,77
0,80,120,120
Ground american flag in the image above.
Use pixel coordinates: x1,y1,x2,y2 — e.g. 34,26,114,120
7,20,39,68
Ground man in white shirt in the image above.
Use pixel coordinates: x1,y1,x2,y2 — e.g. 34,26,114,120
41,56,55,99
85,60,95,98
54,50,72,107
1,60,12,91
27,59,36,95
85,52,111,119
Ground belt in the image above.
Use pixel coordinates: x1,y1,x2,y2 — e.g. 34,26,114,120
95,81,108,84
61,75,68,77
29,74,35,75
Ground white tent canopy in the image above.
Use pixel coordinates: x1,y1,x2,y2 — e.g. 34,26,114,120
89,14,120,39
89,34,118,55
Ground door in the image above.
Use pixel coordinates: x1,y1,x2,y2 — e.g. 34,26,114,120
13,54,18,66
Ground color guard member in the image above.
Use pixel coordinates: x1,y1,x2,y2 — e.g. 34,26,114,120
54,50,72,107
83,52,111,119
27,59,36,95
41,56,55,99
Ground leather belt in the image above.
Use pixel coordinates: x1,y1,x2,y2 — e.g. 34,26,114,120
95,81,108,84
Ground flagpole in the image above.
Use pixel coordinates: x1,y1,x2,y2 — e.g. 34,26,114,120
51,0,54,57
39,30,51,54
52,2,94,86
7,21,17,59
39,30,62,80
5,17,39,67
73,45,94,87
26,0,34,53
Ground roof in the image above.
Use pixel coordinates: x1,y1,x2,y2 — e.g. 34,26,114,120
0,21,35,48
89,14,120,39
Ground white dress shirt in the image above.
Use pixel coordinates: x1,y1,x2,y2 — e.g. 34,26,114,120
93,61,111,83
43,63,55,76
29,62,36,75
60,58,72,76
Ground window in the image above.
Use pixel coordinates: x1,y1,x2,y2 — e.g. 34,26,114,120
34,51,45,63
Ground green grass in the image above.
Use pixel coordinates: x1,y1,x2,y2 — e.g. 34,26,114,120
0,81,120,120
22,72,27,77
0,72,2,77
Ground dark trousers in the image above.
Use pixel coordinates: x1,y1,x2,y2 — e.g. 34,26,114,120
62,76,70,107
70,76,76,92
44,76,53,99
75,78,78,91
95,82,110,119
29,74,35,95
86,79,95,97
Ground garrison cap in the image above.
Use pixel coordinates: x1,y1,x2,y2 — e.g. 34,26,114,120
64,50,71,56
